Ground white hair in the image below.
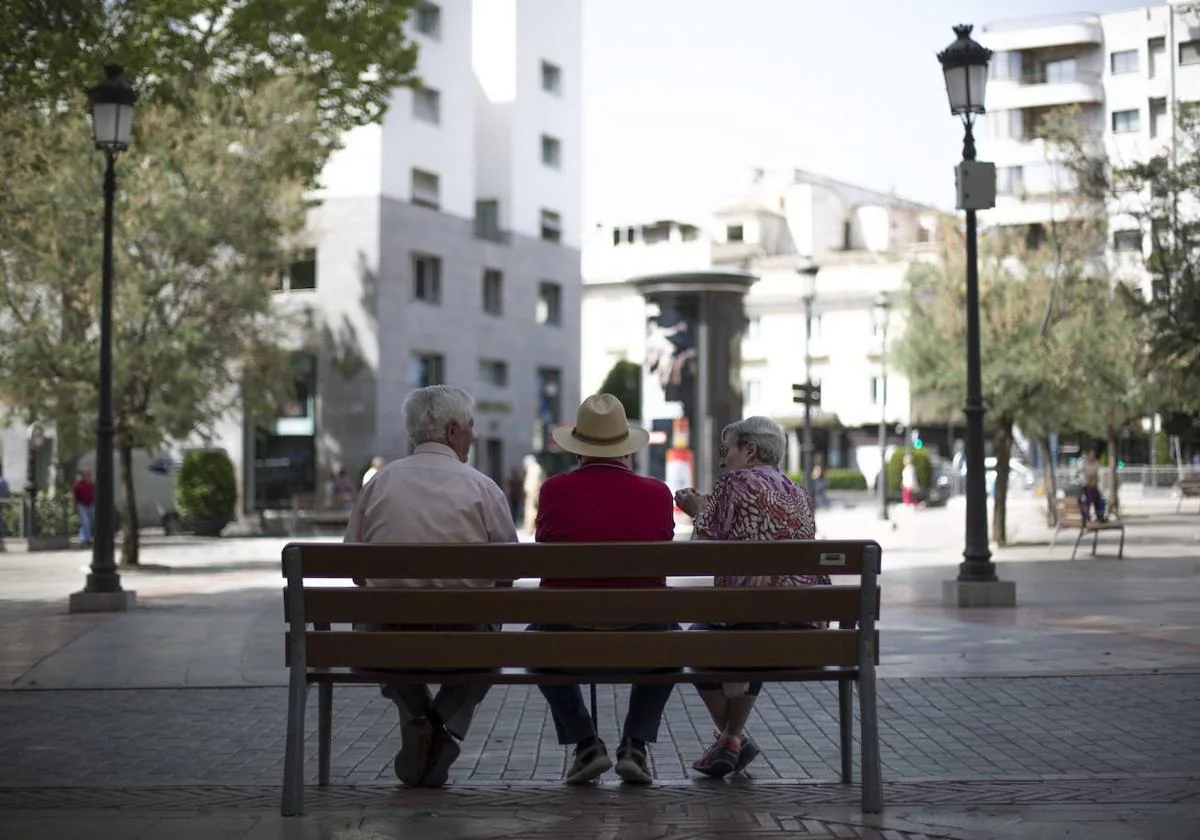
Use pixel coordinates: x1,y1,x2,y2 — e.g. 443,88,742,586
722,415,787,467
403,385,475,447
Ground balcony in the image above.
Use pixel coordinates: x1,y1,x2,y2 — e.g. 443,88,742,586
989,70,1103,111
982,14,1101,52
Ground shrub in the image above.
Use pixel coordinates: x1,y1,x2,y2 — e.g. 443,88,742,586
887,448,932,498
825,469,867,491
175,449,237,531
0,493,80,537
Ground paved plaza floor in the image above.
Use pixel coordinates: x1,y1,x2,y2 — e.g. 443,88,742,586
0,495,1197,838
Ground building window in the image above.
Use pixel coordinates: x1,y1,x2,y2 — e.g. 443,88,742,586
409,353,445,388
1043,58,1077,84
275,248,317,292
415,2,441,38
1150,98,1168,139
870,376,881,406
540,209,562,243
479,359,509,387
537,281,562,326
541,134,562,168
535,367,562,451
1111,109,1140,134
482,268,503,315
474,199,504,242
743,379,762,408
726,224,744,242
1180,39,1200,65
541,60,561,94
1113,230,1142,252
1110,50,1139,75
1150,37,1166,78
413,86,441,124
412,253,442,303
412,168,440,210
746,316,761,340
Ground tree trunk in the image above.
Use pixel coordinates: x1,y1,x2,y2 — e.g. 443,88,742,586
1107,421,1120,517
1039,435,1059,527
991,418,1014,546
119,443,141,566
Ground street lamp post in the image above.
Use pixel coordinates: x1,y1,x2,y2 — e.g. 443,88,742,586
937,26,1014,606
798,260,819,503
872,296,891,521
70,66,138,613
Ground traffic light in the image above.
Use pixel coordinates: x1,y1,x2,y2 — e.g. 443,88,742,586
913,438,924,450
910,427,923,449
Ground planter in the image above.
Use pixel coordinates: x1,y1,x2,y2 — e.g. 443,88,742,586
189,519,229,538
29,535,72,551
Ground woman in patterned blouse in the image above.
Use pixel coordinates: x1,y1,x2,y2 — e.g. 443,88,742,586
674,415,827,778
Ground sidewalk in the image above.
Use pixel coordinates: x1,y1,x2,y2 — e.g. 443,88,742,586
0,503,1197,838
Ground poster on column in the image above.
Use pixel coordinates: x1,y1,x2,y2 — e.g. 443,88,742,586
643,297,700,523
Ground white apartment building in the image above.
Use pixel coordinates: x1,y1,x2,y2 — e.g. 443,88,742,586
1,0,583,511
980,2,1200,285
582,168,945,483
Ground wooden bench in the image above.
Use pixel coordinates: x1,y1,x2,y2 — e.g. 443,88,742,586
281,539,883,816
1051,495,1125,560
1177,479,1200,514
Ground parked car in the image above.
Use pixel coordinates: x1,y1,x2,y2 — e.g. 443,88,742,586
922,456,953,507
75,449,182,534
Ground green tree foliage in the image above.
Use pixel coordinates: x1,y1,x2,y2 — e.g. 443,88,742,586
175,448,238,532
599,360,642,420
0,75,323,564
1,0,420,186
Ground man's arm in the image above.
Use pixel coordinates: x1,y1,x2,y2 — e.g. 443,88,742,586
479,480,519,587
344,484,370,586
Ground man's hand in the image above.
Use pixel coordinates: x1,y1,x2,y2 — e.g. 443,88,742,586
674,488,703,517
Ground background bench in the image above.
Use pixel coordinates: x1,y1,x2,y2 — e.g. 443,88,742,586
1177,479,1200,514
1051,496,1125,560
281,539,882,817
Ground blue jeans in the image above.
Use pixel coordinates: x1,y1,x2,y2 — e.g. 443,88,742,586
528,623,679,746
77,505,94,544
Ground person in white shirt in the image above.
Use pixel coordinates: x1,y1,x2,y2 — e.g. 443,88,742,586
345,385,518,788
901,454,920,506
361,455,385,488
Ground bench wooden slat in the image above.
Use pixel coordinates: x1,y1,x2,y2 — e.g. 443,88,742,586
300,629,860,670
306,665,861,685
299,585,876,625
284,540,878,579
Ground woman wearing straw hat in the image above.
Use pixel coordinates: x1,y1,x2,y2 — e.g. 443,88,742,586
533,393,677,785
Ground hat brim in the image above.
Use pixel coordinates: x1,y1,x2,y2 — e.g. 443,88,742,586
552,424,651,459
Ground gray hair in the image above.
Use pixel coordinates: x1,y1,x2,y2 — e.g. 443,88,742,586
722,415,786,467
403,385,475,447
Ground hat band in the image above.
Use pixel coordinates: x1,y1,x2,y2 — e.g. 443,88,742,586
571,427,630,446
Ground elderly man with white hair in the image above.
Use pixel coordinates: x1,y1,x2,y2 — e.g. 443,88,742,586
345,385,518,788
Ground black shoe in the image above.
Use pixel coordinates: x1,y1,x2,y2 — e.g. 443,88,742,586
615,740,652,784
565,739,611,785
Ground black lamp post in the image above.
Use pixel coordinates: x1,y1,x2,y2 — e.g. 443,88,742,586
937,26,1001,587
75,66,137,608
872,295,891,521
798,259,819,503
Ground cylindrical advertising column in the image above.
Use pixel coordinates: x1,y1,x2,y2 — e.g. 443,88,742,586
633,271,756,507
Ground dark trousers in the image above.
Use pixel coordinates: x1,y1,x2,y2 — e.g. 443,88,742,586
529,623,678,745
1080,486,1104,522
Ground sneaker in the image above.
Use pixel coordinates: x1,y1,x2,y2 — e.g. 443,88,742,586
565,740,611,785
615,741,653,785
692,732,741,779
734,734,760,772
420,727,461,788
393,718,433,786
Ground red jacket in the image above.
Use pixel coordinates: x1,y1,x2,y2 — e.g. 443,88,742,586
536,460,675,589
73,479,95,507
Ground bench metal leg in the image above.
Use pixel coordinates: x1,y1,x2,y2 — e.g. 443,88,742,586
281,675,308,816
589,683,598,733
1118,527,1125,559
858,669,882,813
838,677,854,784
1071,530,1084,561
1091,530,1099,557
318,683,332,786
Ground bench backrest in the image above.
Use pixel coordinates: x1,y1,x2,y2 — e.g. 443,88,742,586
1057,495,1083,527
282,540,881,672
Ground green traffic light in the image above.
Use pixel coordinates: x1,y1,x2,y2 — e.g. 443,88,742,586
913,439,923,449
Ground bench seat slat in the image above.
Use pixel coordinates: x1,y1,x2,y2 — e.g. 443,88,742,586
300,630,861,670
300,585,876,625
305,665,860,686
284,540,877,580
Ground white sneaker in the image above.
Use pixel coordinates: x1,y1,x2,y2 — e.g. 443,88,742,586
394,718,433,786
565,740,612,785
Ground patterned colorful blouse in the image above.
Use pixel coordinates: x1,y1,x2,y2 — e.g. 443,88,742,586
692,464,829,592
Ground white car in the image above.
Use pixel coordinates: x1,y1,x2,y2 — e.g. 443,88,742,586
75,449,182,534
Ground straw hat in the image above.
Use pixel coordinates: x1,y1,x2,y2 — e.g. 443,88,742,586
552,393,650,459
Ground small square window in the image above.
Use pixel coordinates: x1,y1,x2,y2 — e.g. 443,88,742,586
541,134,562,168
726,224,744,242
277,248,316,292
1180,39,1200,65
479,359,509,387
409,353,445,388
413,86,440,124
415,2,441,38
413,253,442,304
482,268,503,315
745,316,761,340
540,209,562,243
1111,50,1139,75
537,281,562,326
1113,230,1142,252
541,60,561,94
1111,109,1140,134
412,168,440,210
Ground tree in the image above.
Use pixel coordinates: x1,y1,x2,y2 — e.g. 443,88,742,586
1,1,420,182
0,75,320,565
599,360,642,420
